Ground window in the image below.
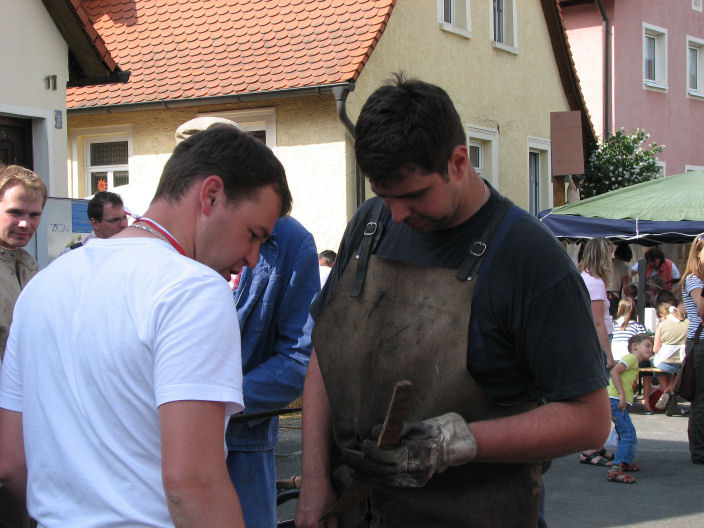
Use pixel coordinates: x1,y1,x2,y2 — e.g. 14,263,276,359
467,125,499,188
199,108,276,149
85,137,130,194
439,0,471,38
643,23,668,90
685,164,704,172
492,0,517,52
687,36,704,98
527,137,551,216
694,0,703,13
655,160,666,177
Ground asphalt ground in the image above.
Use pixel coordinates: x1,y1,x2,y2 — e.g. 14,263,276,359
275,398,703,527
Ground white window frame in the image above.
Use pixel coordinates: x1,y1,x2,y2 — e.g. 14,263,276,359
643,23,668,91
70,125,133,197
199,108,277,150
654,160,666,177
491,0,518,54
468,140,483,179
693,0,703,13
527,137,552,215
685,164,704,172
687,35,704,99
438,0,471,39
467,124,499,188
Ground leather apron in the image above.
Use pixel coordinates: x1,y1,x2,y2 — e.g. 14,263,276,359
313,207,541,527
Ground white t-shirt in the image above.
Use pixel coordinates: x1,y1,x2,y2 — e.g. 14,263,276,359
319,265,332,289
581,270,613,334
0,238,243,528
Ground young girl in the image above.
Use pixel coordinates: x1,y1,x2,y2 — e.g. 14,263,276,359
606,333,654,483
611,297,647,361
652,302,688,412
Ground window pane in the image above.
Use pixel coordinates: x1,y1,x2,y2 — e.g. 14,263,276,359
114,170,129,187
644,36,656,80
469,145,481,169
90,141,128,166
690,47,698,90
246,130,266,144
443,0,453,23
494,0,504,42
91,172,108,194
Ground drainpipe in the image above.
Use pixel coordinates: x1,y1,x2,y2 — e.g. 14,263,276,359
595,0,611,139
332,84,365,208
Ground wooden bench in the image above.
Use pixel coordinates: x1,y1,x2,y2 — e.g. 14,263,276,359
636,367,665,395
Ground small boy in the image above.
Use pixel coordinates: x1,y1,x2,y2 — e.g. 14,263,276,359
606,333,654,483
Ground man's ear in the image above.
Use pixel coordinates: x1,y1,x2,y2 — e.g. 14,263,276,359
89,218,99,230
199,175,225,215
447,144,468,181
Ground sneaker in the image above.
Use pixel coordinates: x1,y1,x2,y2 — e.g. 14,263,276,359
655,391,671,411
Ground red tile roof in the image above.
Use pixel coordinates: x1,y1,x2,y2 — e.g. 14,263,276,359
67,0,395,109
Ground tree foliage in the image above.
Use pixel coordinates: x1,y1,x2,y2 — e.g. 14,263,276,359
580,129,664,199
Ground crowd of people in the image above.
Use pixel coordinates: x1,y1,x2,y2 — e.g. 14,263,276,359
576,236,704,484
0,75,698,527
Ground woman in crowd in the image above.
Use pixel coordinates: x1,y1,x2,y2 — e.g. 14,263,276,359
652,302,688,412
681,235,704,464
578,238,615,466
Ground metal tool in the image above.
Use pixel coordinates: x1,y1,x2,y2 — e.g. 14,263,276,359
320,380,413,522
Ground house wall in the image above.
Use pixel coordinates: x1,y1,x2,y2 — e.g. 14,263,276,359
611,0,704,174
67,95,350,251
1,0,70,195
563,0,704,175
348,0,572,208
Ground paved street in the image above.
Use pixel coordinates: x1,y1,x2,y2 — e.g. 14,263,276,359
275,399,703,527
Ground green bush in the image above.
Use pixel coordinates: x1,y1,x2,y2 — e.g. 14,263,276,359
581,129,664,199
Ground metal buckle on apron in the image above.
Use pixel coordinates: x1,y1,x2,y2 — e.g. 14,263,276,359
469,241,487,256
364,221,378,236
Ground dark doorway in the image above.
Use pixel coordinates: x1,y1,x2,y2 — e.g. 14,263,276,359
0,116,33,169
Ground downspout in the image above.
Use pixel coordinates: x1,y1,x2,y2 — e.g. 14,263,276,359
332,84,365,208
594,0,611,139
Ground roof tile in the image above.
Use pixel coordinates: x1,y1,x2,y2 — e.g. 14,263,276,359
67,0,394,108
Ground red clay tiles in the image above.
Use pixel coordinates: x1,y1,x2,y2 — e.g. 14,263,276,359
67,0,394,108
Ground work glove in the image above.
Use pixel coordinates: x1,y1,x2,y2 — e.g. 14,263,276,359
340,412,477,488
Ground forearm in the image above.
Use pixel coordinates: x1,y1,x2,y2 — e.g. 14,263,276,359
0,409,26,504
301,351,333,482
166,480,243,528
469,388,611,463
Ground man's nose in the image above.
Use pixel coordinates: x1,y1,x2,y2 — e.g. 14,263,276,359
388,199,411,224
17,218,29,228
243,241,262,269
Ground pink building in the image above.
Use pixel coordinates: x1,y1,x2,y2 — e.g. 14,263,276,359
560,0,704,175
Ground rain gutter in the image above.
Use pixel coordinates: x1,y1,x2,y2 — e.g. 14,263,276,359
594,0,611,139
331,84,365,208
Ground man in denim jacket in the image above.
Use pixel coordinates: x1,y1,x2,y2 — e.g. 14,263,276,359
226,214,320,527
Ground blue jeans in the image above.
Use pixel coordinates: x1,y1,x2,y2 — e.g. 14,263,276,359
610,398,637,466
227,449,277,528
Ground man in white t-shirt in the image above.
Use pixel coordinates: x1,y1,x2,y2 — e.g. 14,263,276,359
0,126,292,528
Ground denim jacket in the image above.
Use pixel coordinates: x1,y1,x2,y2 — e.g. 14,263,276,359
225,216,319,451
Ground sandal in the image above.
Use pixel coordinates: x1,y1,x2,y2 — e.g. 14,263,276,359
607,467,636,483
655,391,672,411
579,451,612,466
620,462,640,472
598,448,614,461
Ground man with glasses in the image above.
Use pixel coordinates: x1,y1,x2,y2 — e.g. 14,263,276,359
65,191,128,252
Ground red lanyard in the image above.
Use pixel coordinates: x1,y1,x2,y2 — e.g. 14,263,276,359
137,217,186,256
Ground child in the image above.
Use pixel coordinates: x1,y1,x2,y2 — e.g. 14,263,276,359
611,297,647,361
606,333,654,483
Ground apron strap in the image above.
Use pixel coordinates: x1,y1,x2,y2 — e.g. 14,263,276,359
455,196,517,283
351,198,388,298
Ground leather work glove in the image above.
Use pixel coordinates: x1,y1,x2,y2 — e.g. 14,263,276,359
340,412,477,487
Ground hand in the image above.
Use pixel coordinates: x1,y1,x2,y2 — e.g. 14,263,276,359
605,356,615,370
295,476,338,528
341,412,477,488
618,397,627,410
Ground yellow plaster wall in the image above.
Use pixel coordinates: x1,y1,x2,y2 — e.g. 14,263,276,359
67,95,349,251
348,0,572,208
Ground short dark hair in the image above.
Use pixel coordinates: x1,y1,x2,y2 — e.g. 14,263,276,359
354,74,466,186
88,191,124,221
614,243,632,262
644,247,665,264
154,126,292,216
319,249,337,266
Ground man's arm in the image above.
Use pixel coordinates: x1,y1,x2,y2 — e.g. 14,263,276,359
469,387,611,463
0,409,26,503
160,400,244,528
240,231,319,412
295,350,338,528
